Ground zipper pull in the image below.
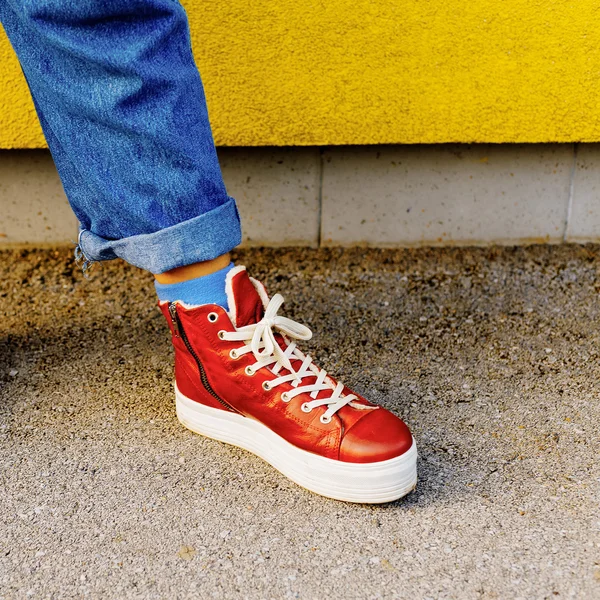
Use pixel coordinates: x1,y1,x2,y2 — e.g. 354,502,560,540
168,302,181,337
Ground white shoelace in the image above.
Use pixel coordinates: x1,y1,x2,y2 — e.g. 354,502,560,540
221,293,358,424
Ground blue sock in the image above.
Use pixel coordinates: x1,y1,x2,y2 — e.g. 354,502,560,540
155,262,233,309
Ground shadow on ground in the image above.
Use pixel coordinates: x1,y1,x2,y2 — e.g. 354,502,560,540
1,246,599,599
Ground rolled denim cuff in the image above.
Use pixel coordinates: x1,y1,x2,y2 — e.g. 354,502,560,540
78,197,242,274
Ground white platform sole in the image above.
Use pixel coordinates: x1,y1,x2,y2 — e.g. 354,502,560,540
175,385,418,503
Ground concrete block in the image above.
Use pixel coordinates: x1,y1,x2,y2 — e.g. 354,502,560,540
565,143,600,242
0,150,77,244
218,147,320,247
321,144,573,246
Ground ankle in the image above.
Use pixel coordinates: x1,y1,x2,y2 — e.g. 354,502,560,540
154,253,231,284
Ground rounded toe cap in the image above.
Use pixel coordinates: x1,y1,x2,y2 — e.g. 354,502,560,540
339,408,413,463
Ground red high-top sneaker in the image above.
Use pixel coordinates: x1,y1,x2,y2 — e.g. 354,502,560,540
159,266,417,503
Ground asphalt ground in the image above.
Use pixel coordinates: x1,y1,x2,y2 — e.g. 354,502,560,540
1,245,599,599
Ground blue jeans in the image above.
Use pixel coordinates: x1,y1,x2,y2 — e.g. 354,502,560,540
0,0,241,273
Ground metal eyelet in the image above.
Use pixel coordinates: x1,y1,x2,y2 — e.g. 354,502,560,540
229,349,239,360
262,381,271,391
320,414,332,424
301,403,312,413
207,312,219,323
281,392,291,403
218,330,226,340
245,366,255,376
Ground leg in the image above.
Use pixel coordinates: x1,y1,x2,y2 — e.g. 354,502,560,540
0,0,240,274
0,0,417,502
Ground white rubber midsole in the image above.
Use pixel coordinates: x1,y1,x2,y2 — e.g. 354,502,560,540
175,385,417,503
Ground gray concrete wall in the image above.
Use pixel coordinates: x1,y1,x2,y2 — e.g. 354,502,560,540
1,144,598,248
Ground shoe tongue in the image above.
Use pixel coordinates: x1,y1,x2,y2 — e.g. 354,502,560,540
226,266,329,397
226,266,265,327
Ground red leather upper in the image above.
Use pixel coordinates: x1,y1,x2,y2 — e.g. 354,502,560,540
160,267,413,463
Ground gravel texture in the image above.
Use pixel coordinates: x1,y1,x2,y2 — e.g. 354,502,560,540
1,245,599,600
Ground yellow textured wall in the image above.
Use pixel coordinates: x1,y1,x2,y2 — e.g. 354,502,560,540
1,1,600,148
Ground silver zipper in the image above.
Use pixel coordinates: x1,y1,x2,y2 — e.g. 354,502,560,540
168,302,238,414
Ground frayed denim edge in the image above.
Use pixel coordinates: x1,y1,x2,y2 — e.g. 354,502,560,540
74,230,96,278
